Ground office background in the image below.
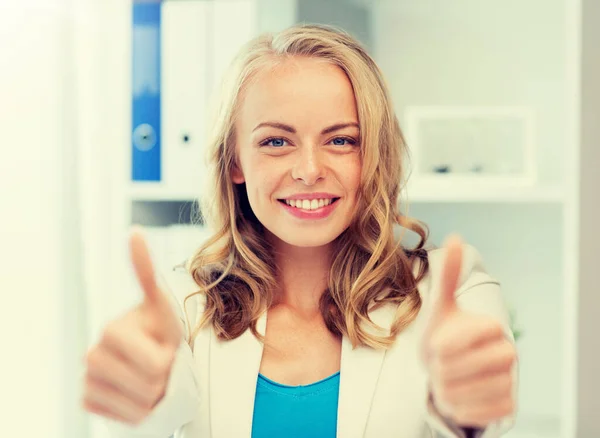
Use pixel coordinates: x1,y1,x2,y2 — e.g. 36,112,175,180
1,1,599,437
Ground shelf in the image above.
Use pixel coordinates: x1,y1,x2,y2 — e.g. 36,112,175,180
129,183,564,204
403,184,564,204
129,184,200,202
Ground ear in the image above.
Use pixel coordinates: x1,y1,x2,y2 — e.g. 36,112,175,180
231,164,245,184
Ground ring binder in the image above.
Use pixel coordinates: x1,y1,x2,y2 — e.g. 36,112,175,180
132,1,162,181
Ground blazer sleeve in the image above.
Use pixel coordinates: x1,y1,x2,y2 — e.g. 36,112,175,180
422,244,518,438
101,268,202,438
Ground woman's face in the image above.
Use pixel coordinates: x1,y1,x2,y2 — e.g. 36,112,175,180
232,56,362,248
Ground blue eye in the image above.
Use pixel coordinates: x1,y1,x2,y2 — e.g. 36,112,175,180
261,137,288,147
330,137,356,146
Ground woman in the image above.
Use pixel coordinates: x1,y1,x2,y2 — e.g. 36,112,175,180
82,24,517,437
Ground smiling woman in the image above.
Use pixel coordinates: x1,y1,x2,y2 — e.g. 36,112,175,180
83,23,517,438
196,27,427,348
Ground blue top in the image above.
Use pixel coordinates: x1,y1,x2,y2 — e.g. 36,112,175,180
251,371,340,438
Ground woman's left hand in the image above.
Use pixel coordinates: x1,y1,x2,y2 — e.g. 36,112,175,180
421,236,517,428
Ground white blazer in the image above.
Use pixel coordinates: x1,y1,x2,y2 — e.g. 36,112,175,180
104,245,516,438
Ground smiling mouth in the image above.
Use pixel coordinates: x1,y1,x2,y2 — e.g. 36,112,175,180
277,198,340,210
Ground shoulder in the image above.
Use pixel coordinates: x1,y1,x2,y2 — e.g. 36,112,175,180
370,240,500,337
395,225,497,295
416,243,510,331
417,243,498,298
411,242,501,316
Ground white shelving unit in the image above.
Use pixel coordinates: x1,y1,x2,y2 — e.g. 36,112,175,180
102,0,594,437
373,1,581,437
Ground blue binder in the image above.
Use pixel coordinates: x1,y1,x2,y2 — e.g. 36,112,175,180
132,1,161,181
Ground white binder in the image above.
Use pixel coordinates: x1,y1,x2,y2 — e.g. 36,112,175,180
161,0,211,195
160,0,258,198
210,0,258,92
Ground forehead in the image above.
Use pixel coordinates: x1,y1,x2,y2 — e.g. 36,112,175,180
237,57,359,130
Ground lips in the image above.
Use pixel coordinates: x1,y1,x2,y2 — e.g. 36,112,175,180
277,196,340,220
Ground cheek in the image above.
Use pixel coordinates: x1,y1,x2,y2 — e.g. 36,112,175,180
343,155,362,195
244,156,285,199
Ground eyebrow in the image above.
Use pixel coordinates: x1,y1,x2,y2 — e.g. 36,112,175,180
252,121,360,135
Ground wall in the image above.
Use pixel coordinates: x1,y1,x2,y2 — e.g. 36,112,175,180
298,0,372,51
0,2,85,437
577,0,600,435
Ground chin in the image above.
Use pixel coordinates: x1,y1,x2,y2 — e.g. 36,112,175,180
253,200,356,248
266,226,345,249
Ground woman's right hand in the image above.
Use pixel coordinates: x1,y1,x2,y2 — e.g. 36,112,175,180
82,229,184,425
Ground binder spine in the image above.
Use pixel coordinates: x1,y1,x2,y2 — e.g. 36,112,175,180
131,1,161,181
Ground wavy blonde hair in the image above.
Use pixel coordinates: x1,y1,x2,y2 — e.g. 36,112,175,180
183,24,430,350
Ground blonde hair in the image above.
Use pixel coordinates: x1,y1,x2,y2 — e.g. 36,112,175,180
183,24,430,349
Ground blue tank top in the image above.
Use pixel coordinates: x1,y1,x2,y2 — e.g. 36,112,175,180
251,371,340,437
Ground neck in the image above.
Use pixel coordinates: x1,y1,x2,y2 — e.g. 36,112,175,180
268,235,333,315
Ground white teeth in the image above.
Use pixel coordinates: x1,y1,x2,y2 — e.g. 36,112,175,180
283,198,336,210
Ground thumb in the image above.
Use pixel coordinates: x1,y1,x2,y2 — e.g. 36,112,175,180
421,235,464,363
423,235,463,346
434,234,463,319
129,227,183,345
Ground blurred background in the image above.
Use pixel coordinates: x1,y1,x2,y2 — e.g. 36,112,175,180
1,0,598,437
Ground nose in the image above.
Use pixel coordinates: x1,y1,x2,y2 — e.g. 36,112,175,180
291,145,326,185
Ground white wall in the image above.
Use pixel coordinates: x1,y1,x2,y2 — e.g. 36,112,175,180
0,2,77,437
373,0,567,187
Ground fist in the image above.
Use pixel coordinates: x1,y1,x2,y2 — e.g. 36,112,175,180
422,236,517,428
82,229,184,425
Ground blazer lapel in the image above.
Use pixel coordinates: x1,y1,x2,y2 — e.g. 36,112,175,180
209,311,267,438
208,304,396,438
337,304,397,438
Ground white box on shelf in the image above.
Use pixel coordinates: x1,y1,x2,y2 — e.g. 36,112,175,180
403,106,537,188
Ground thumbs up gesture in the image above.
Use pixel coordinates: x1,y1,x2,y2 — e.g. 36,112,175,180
422,236,517,428
82,229,183,425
